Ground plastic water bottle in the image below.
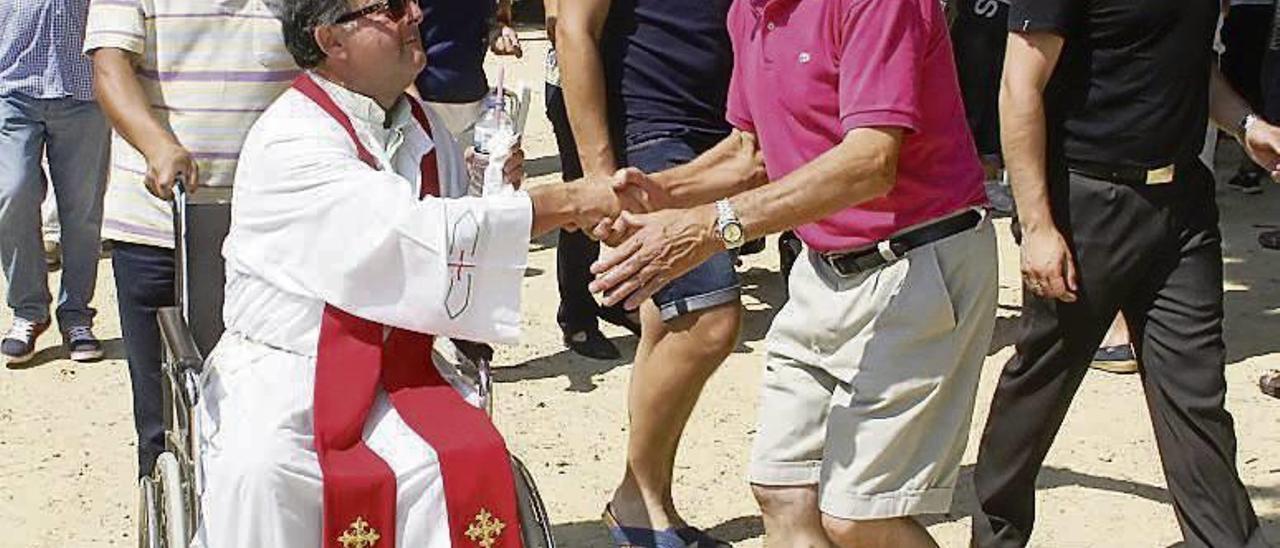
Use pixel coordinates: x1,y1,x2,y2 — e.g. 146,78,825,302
471,88,517,196
472,92,515,156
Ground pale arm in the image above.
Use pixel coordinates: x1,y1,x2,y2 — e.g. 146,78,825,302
1209,61,1280,178
1000,31,1061,243
556,0,617,177
1000,31,1080,303
590,127,902,308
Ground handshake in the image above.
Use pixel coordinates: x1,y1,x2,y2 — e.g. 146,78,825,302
563,168,668,242
545,169,725,311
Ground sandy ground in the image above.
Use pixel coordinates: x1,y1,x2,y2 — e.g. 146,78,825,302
2,31,1280,548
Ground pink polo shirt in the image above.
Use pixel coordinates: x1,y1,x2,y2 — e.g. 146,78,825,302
726,0,986,252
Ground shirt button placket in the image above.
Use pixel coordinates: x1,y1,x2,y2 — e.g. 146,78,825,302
761,15,776,65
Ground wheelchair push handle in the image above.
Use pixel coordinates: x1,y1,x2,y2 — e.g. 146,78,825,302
157,307,204,374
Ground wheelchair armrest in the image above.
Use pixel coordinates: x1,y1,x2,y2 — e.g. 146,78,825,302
157,307,204,374
451,339,494,415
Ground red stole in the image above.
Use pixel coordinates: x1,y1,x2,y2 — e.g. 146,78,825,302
292,74,523,548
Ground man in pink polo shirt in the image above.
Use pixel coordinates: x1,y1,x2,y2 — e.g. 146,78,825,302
589,0,996,545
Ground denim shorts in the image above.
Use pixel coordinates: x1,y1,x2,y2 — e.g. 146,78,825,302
622,129,740,321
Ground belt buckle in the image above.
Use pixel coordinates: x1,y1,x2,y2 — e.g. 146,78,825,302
822,251,861,278
1145,165,1175,185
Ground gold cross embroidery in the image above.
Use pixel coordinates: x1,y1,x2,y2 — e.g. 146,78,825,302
338,516,381,548
464,508,506,547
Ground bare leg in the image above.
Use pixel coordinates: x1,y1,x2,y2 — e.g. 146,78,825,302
1101,312,1130,347
752,484,834,548
609,300,741,529
822,515,939,548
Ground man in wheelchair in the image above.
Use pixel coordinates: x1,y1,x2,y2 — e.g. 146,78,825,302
192,1,641,545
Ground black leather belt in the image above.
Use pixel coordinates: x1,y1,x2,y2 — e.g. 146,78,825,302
819,209,982,278
1067,160,1176,186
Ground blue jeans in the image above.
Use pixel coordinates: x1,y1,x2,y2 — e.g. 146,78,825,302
622,129,740,321
111,241,174,477
0,93,108,326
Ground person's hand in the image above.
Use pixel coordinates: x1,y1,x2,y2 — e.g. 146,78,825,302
589,206,719,309
587,168,670,243
1242,118,1280,181
1020,222,1078,302
559,176,623,233
491,25,523,57
464,140,525,192
504,142,526,190
145,141,198,200
612,167,671,211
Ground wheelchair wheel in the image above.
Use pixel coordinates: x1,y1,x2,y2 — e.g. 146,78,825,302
138,476,162,548
512,456,555,548
155,452,190,547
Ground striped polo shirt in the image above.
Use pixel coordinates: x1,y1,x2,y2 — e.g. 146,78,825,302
83,0,298,248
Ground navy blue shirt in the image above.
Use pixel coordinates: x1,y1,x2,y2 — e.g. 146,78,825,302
602,0,734,138
416,0,493,103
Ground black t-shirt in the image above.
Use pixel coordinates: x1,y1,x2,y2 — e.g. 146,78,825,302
601,0,734,138
1008,0,1220,167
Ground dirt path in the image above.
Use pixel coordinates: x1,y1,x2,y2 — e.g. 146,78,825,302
1,32,1277,548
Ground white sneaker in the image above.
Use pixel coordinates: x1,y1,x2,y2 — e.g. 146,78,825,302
2,317,51,364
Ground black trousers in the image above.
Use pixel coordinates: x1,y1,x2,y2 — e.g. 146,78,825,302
951,0,1009,158
111,241,175,478
972,161,1266,548
545,82,628,332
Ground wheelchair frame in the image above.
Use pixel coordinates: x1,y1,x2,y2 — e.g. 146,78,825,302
138,100,556,544
139,312,556,548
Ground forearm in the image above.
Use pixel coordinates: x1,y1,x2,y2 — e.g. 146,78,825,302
496,0,513,25
725,129,899,241
543,0,558,45
1000,80,1055,231
527,180,618,237
1209,61,1254,139
556,25,616,176
92,48,180,159
652,130,769,208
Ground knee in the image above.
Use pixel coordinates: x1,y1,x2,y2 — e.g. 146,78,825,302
684,303,742,362
216,444,294,495
752,483,817,520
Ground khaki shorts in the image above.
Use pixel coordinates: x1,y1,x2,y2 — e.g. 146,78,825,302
748,218,997,520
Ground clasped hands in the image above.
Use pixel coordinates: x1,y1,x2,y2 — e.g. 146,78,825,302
571,169,722,310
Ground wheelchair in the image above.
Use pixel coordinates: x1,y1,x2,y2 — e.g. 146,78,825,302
138,181,555,547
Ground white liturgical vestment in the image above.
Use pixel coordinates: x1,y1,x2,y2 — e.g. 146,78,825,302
192,73,532,548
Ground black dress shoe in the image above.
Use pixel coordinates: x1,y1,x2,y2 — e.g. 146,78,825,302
1260,229,1280,251
564,329,621,360
598,308,642,336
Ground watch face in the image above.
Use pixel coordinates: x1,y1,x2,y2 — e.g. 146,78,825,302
723,222,745,245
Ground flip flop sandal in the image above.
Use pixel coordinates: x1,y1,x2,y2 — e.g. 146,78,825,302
602,505,692,548
676,526,733,547
1090,344,1138,374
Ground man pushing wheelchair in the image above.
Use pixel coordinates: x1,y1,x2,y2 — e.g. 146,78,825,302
189,0,640,545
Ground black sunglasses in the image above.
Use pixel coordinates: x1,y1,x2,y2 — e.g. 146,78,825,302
333,0,408,25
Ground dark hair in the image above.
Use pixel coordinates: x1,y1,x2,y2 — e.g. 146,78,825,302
267,0,352,68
